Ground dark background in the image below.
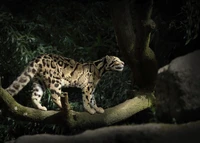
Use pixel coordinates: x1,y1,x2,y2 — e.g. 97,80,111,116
0,0,199,142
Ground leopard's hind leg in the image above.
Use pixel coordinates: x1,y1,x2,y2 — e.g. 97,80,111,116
49,82,62,109
31,79,47,111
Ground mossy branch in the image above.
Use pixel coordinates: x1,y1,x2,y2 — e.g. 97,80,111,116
0,87,153,130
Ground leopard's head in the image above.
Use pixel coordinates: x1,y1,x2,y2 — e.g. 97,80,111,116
105,55,124,71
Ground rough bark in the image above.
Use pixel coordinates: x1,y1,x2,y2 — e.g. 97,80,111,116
7,120,200,143
0,87,153,130
109,0,157,90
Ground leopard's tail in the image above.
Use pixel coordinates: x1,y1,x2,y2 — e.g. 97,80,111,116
6,61,38,96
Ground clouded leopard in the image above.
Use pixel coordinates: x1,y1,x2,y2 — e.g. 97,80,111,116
6,54,124,114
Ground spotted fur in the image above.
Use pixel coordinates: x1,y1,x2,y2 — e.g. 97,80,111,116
6,54,124,114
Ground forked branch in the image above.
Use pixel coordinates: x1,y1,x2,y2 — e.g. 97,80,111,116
0,87,153,130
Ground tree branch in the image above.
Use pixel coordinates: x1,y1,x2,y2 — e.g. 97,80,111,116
7,120,200,143
0,87,153,130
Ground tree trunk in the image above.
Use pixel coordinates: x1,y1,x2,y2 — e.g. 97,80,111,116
109,0,157,90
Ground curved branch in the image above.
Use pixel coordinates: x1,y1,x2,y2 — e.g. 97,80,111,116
0,87,153,130
10,120,200,143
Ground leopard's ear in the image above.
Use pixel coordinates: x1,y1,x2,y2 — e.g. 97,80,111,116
105,55,110,61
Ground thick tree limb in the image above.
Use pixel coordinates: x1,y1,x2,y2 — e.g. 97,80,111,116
0,87,153,130
7,120,200,143
109,0,157,89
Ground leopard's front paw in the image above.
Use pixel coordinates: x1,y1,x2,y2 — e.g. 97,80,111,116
39,106,47,111
87,108,96,115
96,107,104,114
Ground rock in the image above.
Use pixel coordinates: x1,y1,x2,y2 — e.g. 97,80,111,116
155,50,200,122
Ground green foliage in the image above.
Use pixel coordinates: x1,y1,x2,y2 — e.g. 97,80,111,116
182,0,200,45
0,1,117,79
0,0,132,141
0,117,71,142
95,66,132,108
169,0,200,45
